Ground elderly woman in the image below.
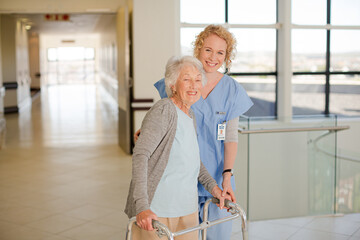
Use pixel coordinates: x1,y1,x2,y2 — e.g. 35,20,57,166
125,56,226,240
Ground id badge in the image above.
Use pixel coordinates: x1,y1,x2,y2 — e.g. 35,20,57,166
217,122,226,140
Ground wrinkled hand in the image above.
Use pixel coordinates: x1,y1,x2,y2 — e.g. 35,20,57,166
136,209,158,231
222,174,236,203
134,129,141,143
211,186,231,210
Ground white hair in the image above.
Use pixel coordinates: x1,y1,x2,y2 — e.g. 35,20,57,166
164,56,207,97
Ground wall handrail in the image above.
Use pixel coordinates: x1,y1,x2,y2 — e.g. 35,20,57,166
238,125,349,134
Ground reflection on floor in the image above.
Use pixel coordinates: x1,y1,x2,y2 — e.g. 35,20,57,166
0,84,359,240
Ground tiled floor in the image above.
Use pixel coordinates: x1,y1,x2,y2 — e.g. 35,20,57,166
0,83,360,240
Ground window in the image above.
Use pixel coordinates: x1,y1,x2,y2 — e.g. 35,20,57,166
46,47,96,85
180,0,278,117
181,0,360,118
292,0,360,117
47,47,95,61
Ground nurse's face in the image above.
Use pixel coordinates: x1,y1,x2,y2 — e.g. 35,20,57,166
172,65,202,106
198,34,227,73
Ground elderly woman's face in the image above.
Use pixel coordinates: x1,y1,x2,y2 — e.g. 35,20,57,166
198,34,227,73
172,65,203,106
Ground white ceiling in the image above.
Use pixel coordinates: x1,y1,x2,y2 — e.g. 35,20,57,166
13,13,115,34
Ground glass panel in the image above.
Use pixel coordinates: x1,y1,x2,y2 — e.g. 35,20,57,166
244,115,337,220
180,0,224,24
228,0,276,24
231,29,276,72
233,76,276,117
292,29,327,72
292,75,326,115
180,28,203,56
307,123,336,215
331,30,360,72
337,146,360,213
331,0,360,25
292,0,327,25
330,75,360,117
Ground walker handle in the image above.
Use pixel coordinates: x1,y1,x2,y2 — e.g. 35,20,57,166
152,219,173,239
211,198,233,209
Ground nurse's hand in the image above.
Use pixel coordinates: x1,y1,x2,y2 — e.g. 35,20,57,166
134,129,141,143
136,209,158,231
222,173,236,203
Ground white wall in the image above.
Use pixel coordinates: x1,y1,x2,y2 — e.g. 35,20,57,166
16,19,31,108
97,14,118,102
132,0,180,132
0,15,31,110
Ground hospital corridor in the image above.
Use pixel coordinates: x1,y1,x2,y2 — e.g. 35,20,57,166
1,0,360,239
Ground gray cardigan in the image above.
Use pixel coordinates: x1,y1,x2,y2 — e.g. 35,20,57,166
124,98,217,218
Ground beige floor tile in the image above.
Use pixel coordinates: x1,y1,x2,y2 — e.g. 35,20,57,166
354,227,360,237
0,220,71,240
305,216,360,236
0,206,54,225
9,191,59,208
288,229,349,240
64,204,117,221
263,216,314,228
92,210,129,228
59,221,120,240
26,214,86,234
248,221,299,240
30,197,86,214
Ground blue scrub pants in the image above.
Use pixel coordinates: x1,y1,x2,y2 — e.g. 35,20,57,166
198,196,232,240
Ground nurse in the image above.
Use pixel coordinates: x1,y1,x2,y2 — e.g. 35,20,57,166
138,25,253,240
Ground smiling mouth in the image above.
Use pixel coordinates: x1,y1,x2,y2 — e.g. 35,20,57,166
206,61,217,67
187,91,198,95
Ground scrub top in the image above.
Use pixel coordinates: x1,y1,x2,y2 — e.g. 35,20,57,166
154,74,253,197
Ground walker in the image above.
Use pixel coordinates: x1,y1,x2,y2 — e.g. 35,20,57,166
126,197,248,240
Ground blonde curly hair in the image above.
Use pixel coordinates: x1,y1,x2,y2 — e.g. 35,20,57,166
193,25,237,70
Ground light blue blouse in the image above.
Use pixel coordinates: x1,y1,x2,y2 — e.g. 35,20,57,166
150,106,200,217
154,74,253,197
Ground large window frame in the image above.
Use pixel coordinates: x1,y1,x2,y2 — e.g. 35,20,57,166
180,0,360,118
292,0,360,116
180,0,280,117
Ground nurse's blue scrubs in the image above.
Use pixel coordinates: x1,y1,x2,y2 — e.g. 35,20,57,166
154,75,253,240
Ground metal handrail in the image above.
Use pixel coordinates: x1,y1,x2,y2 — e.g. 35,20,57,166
238,125,349,134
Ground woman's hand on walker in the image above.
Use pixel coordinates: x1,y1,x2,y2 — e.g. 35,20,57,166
136,209,158,231
222,174,236,203
211,186,230,210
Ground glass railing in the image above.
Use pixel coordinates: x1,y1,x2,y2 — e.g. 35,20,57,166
337,147,360,213
236,115,358,221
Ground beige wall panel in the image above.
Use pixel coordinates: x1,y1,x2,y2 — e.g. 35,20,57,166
132,0,180,101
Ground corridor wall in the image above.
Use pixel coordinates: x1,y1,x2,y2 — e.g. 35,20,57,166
0,15,31,113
